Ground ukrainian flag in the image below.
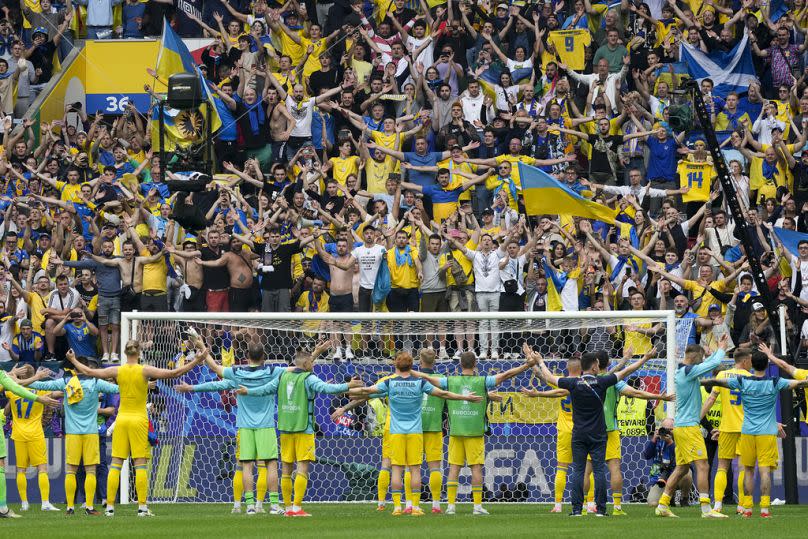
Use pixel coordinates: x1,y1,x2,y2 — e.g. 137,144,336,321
519,162,618,224
152,19,222,147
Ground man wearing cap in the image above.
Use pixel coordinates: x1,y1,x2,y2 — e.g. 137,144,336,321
52,238,123,362
27,19,69,85
3,319,44,364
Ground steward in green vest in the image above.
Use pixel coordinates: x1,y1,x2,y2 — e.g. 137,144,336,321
414,350,534,516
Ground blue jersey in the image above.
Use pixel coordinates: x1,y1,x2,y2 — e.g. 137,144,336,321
375,375,437,434
64,323,97,359
31,377,119,435
674,349,725,427
248,371,349,434
193,366,283,429
727,375,790,435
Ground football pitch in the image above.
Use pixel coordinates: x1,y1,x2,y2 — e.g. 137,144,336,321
3,503,808,538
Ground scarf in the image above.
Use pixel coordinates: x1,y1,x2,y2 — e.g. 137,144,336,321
762,160,778,180
609,255,640,282
493,175,519,205
307,290,322,312
152,239,178,279
394,245,413,267
246,100,266,135
665,262,680,272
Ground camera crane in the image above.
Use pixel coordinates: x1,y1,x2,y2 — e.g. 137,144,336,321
687,81,798,503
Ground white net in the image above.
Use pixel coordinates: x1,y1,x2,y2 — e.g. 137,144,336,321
121,312,694,505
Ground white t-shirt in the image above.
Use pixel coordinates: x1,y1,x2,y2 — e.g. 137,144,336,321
500,254,527,295
465,249,503,293
287,96,316,138
406,35,434,68
791,255,808,301
353,244,386,289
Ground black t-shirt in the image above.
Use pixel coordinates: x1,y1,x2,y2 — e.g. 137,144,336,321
557,373,618,437
201,246,230,290
309,67,344,98
256,240,302,290
587,133,623,175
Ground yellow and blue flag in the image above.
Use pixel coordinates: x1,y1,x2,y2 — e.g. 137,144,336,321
519,162,619,224
152,19,222,148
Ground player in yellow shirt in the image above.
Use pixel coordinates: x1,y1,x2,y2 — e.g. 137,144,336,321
6,364,61,512
521,358,581,513
66,338,206,517
700,349,752,514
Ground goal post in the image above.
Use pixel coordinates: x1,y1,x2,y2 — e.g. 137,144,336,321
118,310,691,505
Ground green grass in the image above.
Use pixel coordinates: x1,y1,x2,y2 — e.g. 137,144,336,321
3,503,808,538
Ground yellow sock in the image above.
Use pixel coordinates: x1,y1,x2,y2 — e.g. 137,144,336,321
281,474,293,508
233,470,244,504
16,473,27,503
256,467,268,504
586,473,594,503
613,492,622,509
84,473,96,509
38,472,50,504
743,494,754,509
107,464,121,508
429,470,442,504
714,468,727,504
472,486,483,506
761,495,770,509
65,471,77,508
293,473,307,507
134,465,148,506
377,469,390,504
447,481,458,505
554,466,568,504
659,492,671,508
392,489,402,509
738,468,745,503
412,490,421,508
403,470,413,502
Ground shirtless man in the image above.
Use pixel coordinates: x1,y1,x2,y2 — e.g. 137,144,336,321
315,236,357,360
166,237,206,312
194,236,258,312
267,87,295,166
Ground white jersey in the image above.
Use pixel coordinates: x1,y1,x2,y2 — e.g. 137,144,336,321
287,96,316,138
353,244,386,290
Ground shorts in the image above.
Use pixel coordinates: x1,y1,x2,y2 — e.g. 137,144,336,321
111,415,150,460
448,287,475,312
66,433,100,466
739,434,779,468
139,292,168,312
673,426,707,466
229,287,253,312
382,430,392,460
239,428,278,461
423,431,443,463
390,433,423,466
97,295,121,326
358,287,374,313
13,438,47,468
280,433,315,464
586,431,620,461
448,435,484,466
717,431,742,460
557,430,573,464
420,291,448,313
235,430,241,461
329,293,354,313
206,289,230,312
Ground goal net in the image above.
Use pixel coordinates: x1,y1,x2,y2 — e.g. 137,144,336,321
119,311,696,505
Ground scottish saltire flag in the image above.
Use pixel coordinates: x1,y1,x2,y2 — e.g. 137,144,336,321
519,162,618,224
680,31,757,97
773,227,808,257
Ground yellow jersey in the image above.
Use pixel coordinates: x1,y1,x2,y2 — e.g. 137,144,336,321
678,159,713,202
387,247,419,289
329,156,361,186
365,156,396,194
712,367,750,433
140,248,170,293
683,279,732,317
794,368,808,424
625,322,654,355
117,363,148,419
374,373,396,433
56,181,83,203
549,381,573,434
7,390,47,441
276,28,305,66
301,36,327,78
547,29,591,71
494,154,537,189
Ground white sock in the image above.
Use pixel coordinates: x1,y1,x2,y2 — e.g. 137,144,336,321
234,501,241,508
474,504,482,510
86,505,93,510
256,501,263,508
292,505,301,512
405,500,413,509
699,493,710,513
714,501,723,511
138,504,148,511
432,500,440,509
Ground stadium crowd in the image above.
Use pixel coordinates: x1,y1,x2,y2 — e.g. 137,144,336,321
0,0,807,366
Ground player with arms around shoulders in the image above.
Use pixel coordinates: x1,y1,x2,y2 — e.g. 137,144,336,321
655,335,732,519
66,338,207,517
350,351,483,517
176,340,289,516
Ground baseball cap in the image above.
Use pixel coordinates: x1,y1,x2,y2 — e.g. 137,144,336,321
183,236,198,246
20,319,32,328
32,26,48,36
708,303,721,312
752,302,765,311
497,3,508,10
37,232,51,239
34,269,49,283
482,207,494,215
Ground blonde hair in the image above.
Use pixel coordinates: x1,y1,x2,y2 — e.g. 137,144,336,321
124,340,140,357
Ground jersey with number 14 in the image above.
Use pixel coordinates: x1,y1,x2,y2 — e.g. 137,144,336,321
679,160,713,202
547,30,592,71
712,368,750,433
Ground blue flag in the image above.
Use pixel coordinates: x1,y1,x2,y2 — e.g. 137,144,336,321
679,31,757,97
773,227,808,257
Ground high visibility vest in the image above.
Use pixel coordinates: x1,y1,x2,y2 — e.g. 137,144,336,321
700,386,721,429
616,395,648,437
